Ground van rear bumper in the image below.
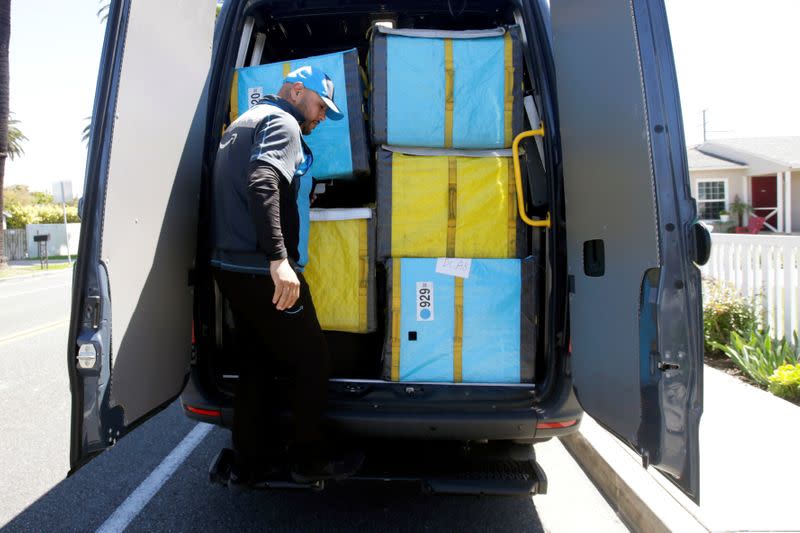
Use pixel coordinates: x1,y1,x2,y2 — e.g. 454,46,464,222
181,371,583,442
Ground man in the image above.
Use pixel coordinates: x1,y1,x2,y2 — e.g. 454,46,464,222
210,66,363,484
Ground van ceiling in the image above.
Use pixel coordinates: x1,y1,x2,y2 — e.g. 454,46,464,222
244,0,516,60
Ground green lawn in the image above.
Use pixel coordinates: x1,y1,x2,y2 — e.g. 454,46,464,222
0,262,73,280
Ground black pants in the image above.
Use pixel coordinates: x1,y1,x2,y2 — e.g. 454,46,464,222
213,268,331,468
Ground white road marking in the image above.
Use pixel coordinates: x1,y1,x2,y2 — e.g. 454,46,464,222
95,423,214,533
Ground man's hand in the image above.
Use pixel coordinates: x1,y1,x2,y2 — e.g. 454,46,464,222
270,258,301,310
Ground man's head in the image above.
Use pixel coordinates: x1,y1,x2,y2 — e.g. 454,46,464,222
278,66,343,135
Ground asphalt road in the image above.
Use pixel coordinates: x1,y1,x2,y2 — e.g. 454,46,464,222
0,270,628,532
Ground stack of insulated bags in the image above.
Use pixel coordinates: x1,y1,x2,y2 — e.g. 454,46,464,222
382,258,537,383
304,209,376,334
376,147,527,261
369,26,523,149
230,48,369,181
370,27,532,384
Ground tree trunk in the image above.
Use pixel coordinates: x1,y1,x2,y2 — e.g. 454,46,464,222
0,0,10,267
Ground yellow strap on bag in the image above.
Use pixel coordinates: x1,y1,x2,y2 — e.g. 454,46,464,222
229,70,240,123
391,262,402,382
444,39,455,148
503,32,515,147
447,157,458,257
453,277,464,383
358,220,368,333
507,159,518,257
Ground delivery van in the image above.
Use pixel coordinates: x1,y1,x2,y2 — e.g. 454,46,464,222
67,0,711,501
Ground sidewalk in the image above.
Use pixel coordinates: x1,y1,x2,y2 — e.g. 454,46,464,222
0,259,73,282
565,365,800,532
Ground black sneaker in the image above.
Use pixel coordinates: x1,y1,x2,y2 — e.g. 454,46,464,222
290,449,365,484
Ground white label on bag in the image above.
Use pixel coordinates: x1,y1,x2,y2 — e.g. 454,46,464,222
435,258,472,279
416,282,434,321
247,86,264,109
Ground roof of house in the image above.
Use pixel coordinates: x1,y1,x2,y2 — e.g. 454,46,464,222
695,136,800,174
687,146,747,171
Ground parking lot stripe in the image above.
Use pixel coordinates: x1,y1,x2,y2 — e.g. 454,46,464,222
96,423,214,533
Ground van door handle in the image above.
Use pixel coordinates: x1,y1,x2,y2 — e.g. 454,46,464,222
692,222,711,266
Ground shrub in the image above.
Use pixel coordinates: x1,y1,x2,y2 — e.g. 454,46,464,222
768,364,800,402
713,328,800,388
4,202,79,228
703,278,759,357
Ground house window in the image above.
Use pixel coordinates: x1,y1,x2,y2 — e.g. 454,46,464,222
696,179,728,220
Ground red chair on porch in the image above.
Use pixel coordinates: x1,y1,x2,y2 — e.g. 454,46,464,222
735,215,766,234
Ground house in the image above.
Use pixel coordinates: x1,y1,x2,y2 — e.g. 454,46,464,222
688,137,800,233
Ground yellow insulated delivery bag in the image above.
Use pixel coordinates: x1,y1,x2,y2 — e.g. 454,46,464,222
376,146,527,261
304,208,377,333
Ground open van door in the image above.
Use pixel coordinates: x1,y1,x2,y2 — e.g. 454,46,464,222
550,0,706,501
67,0,216,471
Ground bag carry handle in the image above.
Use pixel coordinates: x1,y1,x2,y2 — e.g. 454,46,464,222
512,127,551,228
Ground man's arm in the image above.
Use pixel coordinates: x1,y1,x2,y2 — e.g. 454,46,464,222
246,160,287,261
246,160,300,310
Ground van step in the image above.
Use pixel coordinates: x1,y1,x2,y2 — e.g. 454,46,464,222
347,441,547,496
208,448,324,491
208,442,546,496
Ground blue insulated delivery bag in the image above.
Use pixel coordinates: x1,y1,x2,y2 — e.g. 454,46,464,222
230,49,369,181
369,26,524,149
383,258,538,383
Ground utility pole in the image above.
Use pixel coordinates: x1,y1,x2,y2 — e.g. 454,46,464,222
53,180,73,265
701,109,731,142
702,109,708,142
60,181,72,265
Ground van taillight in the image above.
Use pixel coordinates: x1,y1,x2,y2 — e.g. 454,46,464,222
184,405,220,417
537,420,577,429
191,320,196,345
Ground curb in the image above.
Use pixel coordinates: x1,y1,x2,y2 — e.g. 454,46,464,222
561,417,707,533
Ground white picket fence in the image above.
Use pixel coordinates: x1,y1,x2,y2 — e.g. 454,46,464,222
701,234,800,340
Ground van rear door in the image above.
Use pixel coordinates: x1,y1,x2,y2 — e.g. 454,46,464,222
68,0,216,471
550,0,704,501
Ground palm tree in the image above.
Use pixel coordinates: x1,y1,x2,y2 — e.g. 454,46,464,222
97,0,109,24
7,114,26,159
0,0,11,267
81,116,91,144
81,1,110,146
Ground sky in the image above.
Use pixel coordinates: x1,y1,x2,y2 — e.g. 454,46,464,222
5,0,800,194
